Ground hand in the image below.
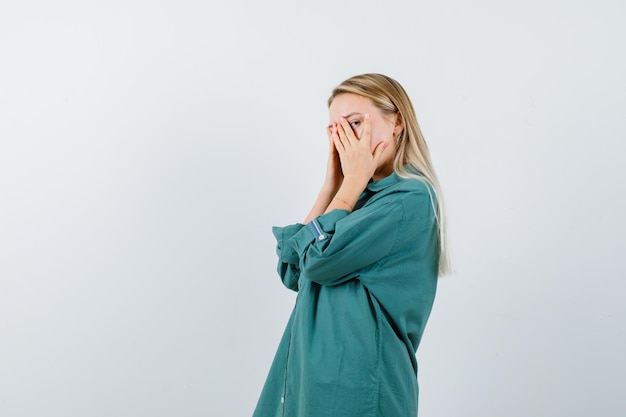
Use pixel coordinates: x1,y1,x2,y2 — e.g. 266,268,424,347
322,125,343,195
332,114,388,188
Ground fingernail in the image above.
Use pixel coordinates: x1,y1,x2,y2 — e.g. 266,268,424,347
365,113,370,120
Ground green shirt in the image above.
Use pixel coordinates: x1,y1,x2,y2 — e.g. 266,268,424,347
253,172,439,417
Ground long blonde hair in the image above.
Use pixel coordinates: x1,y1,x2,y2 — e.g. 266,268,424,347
328,73,451,276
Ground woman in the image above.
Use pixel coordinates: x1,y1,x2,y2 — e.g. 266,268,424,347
253,73,450,417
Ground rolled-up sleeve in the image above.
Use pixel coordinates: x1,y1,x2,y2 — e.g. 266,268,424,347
272,223,305,291
287,199,405,286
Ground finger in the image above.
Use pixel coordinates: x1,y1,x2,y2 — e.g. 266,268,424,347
338,117,358,145
335,122,350,149
372,141,389,163
337,121,357,152
362,113,372,150
326,126,336,150
332,124,345,152
333,134,345,153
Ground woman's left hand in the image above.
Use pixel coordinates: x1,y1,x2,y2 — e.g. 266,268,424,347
332,114,388,188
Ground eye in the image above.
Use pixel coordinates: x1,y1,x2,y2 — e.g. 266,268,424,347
350,120,361,129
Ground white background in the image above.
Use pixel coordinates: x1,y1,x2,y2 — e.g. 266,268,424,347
1,1,625,416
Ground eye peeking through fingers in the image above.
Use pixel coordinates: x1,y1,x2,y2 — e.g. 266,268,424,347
348,119,363,137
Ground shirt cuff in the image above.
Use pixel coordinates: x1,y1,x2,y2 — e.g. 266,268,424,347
272,223,304,265
287,209,350,256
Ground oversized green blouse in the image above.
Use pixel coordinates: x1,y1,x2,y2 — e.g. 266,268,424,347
253,172,439,417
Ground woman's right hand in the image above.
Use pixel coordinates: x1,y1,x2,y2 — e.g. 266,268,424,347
321,125,343,196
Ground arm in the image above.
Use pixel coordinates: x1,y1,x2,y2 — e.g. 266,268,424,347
289,194,409,286
273,122,351,290
285,114,392,286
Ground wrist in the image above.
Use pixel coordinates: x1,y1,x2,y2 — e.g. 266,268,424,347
332,195,354,211
341,176,369,192
334,178,367,203
319,184,340,198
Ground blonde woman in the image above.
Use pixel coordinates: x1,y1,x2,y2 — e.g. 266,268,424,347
253,74,450,417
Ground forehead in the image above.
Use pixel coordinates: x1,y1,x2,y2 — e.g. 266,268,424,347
328,93,377,119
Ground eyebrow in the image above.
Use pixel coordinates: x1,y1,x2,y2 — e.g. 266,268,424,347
327,112,363,128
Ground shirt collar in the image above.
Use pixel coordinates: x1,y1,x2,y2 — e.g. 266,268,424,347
366,171,401,192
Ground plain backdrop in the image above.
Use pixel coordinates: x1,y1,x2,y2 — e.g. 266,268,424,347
1,1,625,416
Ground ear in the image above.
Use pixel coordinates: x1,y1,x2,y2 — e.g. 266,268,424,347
393,112,405,136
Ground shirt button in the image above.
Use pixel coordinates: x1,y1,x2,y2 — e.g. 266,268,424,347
280,396,285,404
